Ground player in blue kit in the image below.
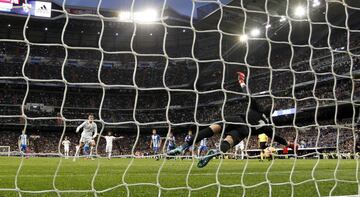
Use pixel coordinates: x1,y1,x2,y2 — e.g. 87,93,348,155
150,129,161,160
198,138,208,157
18,131,29,158
166,131,176,160
182,130,193,159
167,131,176,152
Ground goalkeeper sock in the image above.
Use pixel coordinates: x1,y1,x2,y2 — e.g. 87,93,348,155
195,127,215,144
220,140,231,153
180,127,214,149
274,135,288,146
262,127,288,146
178,127,215,151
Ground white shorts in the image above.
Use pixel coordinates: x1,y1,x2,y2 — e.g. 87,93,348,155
80,136,94,144
106,146,113,152
64,147,69,152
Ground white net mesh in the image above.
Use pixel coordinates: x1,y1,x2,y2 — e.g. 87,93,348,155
0,0,359,196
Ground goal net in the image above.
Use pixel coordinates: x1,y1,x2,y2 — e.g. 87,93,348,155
0,0,359,196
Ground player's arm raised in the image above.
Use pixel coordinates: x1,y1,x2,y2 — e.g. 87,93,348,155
98,133,108,138
76,121,86,133
237,71,264,114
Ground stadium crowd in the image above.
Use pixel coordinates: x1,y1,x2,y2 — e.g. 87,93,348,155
0,118,358,156
1,23,360,157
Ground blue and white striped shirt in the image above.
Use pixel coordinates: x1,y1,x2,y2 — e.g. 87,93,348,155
151,134,161,148
19,134,27,145
200,138,207,147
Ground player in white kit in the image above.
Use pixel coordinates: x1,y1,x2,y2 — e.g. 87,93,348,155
101,132,123,159
74,114,98,161
235,140,245,160
62,136,71,159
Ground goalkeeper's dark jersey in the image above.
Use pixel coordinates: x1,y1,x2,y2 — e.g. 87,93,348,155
235,83,265,114
225,83,269,125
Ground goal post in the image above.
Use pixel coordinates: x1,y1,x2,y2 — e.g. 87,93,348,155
0,146,11,157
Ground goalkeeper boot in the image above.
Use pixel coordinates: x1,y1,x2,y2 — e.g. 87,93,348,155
197,149,221,168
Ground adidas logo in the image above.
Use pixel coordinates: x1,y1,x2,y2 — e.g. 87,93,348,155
40,5,47,11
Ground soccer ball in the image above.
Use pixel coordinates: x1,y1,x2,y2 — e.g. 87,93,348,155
264,147,276,158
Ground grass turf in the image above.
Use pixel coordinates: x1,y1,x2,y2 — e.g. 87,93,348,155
0,157,359,197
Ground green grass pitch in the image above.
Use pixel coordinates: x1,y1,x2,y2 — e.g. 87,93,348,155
0,157,359,196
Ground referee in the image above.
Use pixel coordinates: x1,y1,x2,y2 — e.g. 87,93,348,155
258,133,268,161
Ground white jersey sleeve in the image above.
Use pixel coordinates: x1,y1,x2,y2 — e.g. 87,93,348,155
76,121,86,133
80,121,97,139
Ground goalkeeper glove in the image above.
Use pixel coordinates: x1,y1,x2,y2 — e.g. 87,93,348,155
237,72,246,87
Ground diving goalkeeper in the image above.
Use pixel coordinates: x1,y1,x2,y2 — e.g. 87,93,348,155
167,72,298,168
